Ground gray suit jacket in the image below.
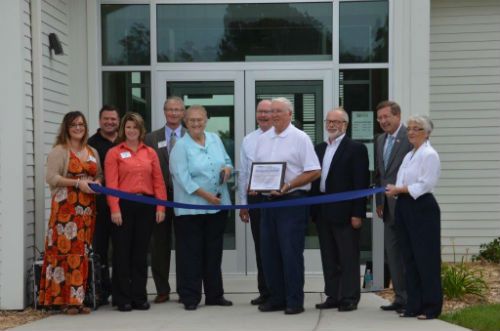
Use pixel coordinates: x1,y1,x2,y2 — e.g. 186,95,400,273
144,126,186,195
374,126,412,224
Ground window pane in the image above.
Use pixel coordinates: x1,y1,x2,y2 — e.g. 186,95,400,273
102,72,151,131
340,1,388,63
101,4,150,65
157,3,332,62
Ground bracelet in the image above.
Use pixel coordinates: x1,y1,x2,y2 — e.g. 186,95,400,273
75,178,80,189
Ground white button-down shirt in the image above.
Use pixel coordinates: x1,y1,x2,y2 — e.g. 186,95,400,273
396,140,440,199
238,128,266,204
320,134,345,193
254,124,321,192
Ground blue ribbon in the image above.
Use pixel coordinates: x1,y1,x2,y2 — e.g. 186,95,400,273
89,183,384,211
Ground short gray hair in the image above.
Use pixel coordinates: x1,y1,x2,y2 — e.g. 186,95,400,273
407,115,434,135
328,107,350,124
185,104,208,119
272,97,294,113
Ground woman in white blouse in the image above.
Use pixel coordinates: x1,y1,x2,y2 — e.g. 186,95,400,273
386,115,442,320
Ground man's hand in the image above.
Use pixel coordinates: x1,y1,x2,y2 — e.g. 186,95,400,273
376,205,384,218
239,209,250,223
351,217,362,229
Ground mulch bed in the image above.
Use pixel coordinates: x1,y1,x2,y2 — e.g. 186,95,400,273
377,262,500,313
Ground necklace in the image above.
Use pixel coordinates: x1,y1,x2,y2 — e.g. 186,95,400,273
71,147,84,157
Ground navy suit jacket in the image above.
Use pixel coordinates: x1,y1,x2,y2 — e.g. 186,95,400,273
311,136,370,225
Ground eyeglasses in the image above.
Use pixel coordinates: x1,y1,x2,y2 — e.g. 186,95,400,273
187,118,205,124
69,123,86,129
165,108,183,113
376,115,393,122
324,120,346,126
256,110,272,115
407,127,424,132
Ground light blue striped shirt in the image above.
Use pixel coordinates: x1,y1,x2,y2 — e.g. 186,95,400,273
169,131,233,216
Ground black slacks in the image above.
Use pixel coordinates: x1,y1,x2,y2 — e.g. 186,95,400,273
395,193,442,318
247,195,269,297
316,211,361,305
93,195,112,298
174,211,227,306
111,199,155,306
150,205,174,295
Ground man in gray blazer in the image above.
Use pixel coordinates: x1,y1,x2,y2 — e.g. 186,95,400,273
374,100,412,312
144,96,186,303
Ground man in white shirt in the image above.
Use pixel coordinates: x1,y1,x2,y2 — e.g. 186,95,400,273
253,97,321,315
374,100,412,312
311,108,369,312
238,100,272,305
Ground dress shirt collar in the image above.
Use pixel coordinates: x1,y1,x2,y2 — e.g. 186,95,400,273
117,141,146,152
165,124,182,140
388,123,403,140
270,123,293,138
326,133,345,147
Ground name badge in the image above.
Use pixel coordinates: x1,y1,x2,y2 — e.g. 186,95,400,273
158,140,167,149
88,155,97,163
120,151,132,159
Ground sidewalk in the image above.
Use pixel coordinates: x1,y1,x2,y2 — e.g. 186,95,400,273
13,276,469,331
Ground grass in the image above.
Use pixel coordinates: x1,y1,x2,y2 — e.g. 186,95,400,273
440,304,500,331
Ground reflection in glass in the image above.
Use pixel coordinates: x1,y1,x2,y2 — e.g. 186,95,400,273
102,72,151,131
101,5,150,65
339,69,388,263
167,82,236,249
157,3,332,62
339,1,388,63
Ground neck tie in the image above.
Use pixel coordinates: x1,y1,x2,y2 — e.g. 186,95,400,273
383,135,395,169
169,131,177,153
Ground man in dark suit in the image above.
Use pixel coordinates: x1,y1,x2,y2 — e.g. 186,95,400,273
312,108,369,312
374,100,412,312
144,96,186,303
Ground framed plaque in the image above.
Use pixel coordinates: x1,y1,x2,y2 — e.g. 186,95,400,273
248,162,286,192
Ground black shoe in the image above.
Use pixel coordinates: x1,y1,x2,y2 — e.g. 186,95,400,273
399,311,419,318
205,297,233,306
132,301,150,310
396,307,406,314
250,295,268,305
380,302,404,311
338,303,357,312
117,303,132,312
258,302,285,312
285,307,304,315
184,303,198,311
315,298,339,309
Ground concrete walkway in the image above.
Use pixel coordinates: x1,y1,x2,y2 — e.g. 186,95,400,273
14,276,469,331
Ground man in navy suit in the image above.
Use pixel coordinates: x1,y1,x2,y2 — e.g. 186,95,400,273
311,108,369,312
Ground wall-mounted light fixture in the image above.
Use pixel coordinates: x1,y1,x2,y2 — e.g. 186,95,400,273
48,33,63,55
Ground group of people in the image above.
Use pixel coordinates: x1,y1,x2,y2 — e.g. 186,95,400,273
38,96,443,320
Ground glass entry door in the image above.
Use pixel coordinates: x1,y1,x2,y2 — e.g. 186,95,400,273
245,69,334,273
154,71,246,274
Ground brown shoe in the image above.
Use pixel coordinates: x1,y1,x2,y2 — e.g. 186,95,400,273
79,306,91,314
154,294,170,303
65,307,79,315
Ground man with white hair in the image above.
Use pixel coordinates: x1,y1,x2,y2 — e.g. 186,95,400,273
311,108,369,312
253,97,321,315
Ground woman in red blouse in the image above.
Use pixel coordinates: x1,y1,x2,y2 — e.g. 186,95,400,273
105,112,167,312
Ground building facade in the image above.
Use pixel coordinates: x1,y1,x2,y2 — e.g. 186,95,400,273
0,0,498,309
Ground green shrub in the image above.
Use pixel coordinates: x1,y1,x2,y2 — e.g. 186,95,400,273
441,261,488,299
473,237,500,263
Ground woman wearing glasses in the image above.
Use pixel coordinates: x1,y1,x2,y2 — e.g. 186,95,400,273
386,115,442,320
40,111,102,315
169,105,233,311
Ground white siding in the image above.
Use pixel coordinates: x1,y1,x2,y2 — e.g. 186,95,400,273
24,0,35,292
41,0,70,226
431,0,500,261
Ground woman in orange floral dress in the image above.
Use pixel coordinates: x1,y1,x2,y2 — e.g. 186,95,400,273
39,111,102,315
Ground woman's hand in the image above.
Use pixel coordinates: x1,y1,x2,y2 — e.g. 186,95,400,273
385,184,400,197
79,179,98,194
207,194,221,205
111,212,123,226
156,211,165,224
222,167,232,183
